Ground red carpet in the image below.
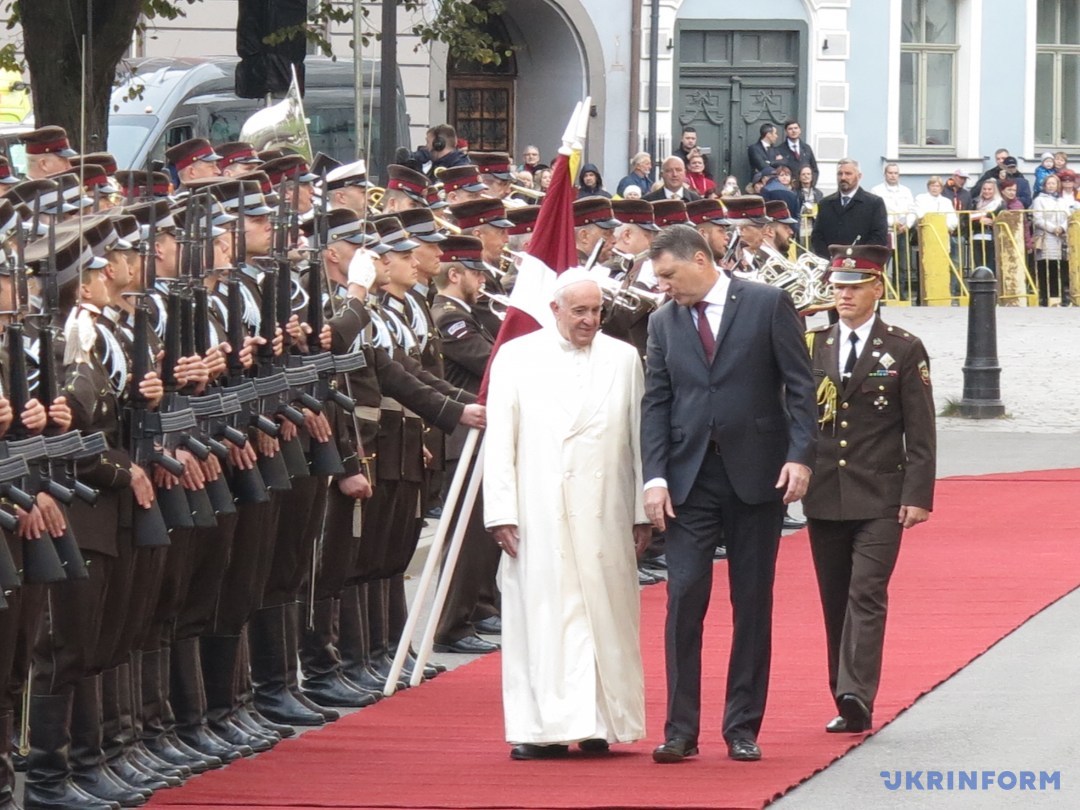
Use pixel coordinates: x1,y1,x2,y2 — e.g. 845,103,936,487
152,470,1080,809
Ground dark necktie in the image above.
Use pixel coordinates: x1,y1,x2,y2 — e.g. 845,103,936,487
841,195,851,208
694,301,716,361
792,143,800,161
842,331,859,382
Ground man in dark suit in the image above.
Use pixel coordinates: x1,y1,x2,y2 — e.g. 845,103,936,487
803,245,936,735
777,119,818,183
747,123,784,179
641,225,817,763
643,157,702,202
811,159,890,259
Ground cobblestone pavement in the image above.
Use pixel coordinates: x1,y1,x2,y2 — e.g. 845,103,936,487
806,306,1080,434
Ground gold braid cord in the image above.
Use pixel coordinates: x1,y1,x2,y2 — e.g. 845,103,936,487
805,331,838,429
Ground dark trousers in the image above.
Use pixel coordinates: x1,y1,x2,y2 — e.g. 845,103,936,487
807,517,903,712
434,456,500,644
263,475,326,607
663,450,782,744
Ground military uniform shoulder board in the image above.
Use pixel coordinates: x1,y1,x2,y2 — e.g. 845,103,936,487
884,324,916,343
805,324,830,353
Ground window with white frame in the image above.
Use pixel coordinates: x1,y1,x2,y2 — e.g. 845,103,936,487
1035,0,1080,147
899,0,958,151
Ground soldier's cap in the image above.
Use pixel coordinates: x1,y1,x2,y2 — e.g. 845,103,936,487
216,141,262,170
51,172,96,211
114,170,173,200
722,195,770,225
25,230,107,287
256,148,292,163
262,154,317,186
505,204,540,236
309,151,342,179
122,199,178,237
424,184,448,210
66,164,121,196
470,151,514,181
372,215,419,252
572,196,621,230
166,138,222,171
611,199,660,232
7,178,76,216
54,213,132,258
323,159,371,191
108,212,142,249
827,244,892,285
210,178,272,217
685,198,732,227
0,156,19,185
752,167,776,184
20,126,78,158
449,198,513,231
651,199,690,228
171,199,231,238
0,199,20,243
396,208,447,243
363,220,392,255
765,199,798,225
439,164,487,194
300,208,376,247
385,164,430,203
75,152,119,176
438,234,489,271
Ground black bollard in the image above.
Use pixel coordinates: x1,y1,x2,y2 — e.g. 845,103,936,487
958,266,1005,418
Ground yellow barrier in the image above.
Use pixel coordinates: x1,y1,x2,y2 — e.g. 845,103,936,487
918,213,968,306
1068,210,1080,307
993,210,1037,306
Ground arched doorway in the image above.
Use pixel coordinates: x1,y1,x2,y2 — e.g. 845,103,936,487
447,14,517,153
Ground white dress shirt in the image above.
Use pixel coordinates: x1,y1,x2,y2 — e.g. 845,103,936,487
838,314,877,379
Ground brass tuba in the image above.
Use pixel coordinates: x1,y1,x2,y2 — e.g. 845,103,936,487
239,67,312,162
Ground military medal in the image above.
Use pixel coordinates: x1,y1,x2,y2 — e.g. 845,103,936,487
874,395,888,411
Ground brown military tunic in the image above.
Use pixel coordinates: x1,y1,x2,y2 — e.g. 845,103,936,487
802,315,936,714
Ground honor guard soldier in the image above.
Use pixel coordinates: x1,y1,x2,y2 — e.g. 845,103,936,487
572,196,621,266
803,244,936,735
686,198,733,263
501,205,540,292
439,165,488,207
382,165,430,213
114,170,173,203
166,139,223,188
470,152,516,204
322,160,372,216
215,142,262,177
609,199,660,276
446,198,513,338
261,154,318,216
430,235,502,654
20,126,79,180
765,200,799,255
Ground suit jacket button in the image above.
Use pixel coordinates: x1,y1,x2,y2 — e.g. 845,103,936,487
841,402,850,410
840,420,848,428
838,459,847,467
709,385,717,392
839,440,847,448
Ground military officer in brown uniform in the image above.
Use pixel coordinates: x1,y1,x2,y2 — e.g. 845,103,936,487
430,236,501,654
803,244,936,734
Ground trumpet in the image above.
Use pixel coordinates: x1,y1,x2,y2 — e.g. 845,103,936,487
433,214,462,235
478,289,512,320
508,183,545,200
595,275,665,314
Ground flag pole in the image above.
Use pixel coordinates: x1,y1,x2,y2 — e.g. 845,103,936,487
384,427,482,695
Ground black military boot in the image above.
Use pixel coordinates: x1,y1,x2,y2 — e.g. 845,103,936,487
367,580,410,690
140,647,216,774
199,634,274,753
0,711,19,810
249,605,328,726
338,583,387,692
125,650,185,783
232,633,295,739
69,674,149,807
104,661,177,792
300,596,381,709
171,637,250,763
24,692,117,810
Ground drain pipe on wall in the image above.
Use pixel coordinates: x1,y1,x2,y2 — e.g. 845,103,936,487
646,0,660,182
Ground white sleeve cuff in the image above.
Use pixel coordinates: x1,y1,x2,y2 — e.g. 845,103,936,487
644,477,668,492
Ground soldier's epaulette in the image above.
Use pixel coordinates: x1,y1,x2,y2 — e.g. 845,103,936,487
884,324,916,342
806,324,831,334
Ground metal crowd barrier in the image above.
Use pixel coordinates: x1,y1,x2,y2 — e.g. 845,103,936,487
798,208,1080,307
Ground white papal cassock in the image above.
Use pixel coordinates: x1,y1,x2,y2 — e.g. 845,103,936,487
483,328,647,745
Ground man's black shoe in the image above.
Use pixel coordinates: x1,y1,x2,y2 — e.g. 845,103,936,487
652,738,698,763
510,743,569,760
578,738,610,753
432,634,499,654
837,693,872,732
426,506,443,519
727,738,762,761
714,545,727,560
782,514,806,530
641,554,668,571
474,616,502,635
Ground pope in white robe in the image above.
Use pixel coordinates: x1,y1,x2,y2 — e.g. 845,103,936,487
484,272,649,757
